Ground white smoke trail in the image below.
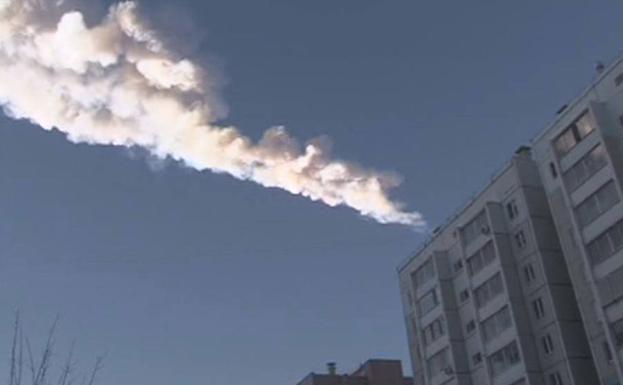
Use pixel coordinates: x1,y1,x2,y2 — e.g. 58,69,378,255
0,0,425,227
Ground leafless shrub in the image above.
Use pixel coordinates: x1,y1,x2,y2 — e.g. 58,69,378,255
8,313,105,385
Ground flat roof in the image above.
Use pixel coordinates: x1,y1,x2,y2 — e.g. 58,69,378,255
397,155,518,273
398,51,623,274
531,54,623,144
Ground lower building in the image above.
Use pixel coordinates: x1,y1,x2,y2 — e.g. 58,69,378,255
296,359,413,385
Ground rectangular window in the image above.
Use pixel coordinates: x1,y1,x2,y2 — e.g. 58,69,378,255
515,230,527,249
467,241,496,276
475,273,504,309
554,111,595,156
462,210,489,246
542,334,554,354
575,180,620,228
563,145,608,192
453,259,464,272
523,263,536,283
413,259,435,288
427,348,450,380
586,218,623,266
549,372,564,385
417,289,439,315
555,129,577,156
472,352,482,365
611,318,623,346
507,200,519,220
466,319,476,333
482,306,512,342
533,298,545,319
550,162,558,178
488,341,521,377
603,341,613,363
459,289,470,303
422,316,445,346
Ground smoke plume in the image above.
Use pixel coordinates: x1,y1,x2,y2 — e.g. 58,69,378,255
0,0,425,227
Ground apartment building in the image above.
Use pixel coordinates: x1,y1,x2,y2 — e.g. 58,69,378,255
398,151,598,385
295,359,413,385
532,57,623,385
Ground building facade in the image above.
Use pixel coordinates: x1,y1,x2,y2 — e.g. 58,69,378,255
295,359,413,385
398,151,599,385
532,57,623,385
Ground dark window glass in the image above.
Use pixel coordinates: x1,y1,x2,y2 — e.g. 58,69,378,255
554,112,595,156
563,145,608,192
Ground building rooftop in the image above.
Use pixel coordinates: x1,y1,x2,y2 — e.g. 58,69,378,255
397,149,528,273
531,54,623,144
399,52,623,274
295,359,413,385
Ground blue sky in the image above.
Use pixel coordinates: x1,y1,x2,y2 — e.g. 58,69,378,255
1,1,623,385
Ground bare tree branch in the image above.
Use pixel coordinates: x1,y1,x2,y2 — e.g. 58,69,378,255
33,316,59,385
26,338,36,385
86,355,105,385
9,311,20,385
57,342,75,385
17,327,24,385
7,316,104,385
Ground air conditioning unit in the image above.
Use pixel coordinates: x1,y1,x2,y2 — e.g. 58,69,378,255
481,225,490,235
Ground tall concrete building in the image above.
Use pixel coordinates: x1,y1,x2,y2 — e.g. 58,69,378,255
398,150,598,385
532,57,623,385
295,359,413,385
398,57,623,385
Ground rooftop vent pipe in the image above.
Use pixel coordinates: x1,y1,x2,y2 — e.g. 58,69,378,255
327,362,337,375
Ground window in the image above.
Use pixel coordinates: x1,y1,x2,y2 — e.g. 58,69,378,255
475,273,504,309
427,348,450,379
603,341,613,363
542,334,554,354
563,145,608,192
549,372,564,385
586,218,623,266
482,306,512,342
488,341,521,377
422,317,445,346
459,289,470,303
466,319,476,333
507,200,519,220
453,260,464,272
462,210,489,246
413,259,435,288
523,263,536,283
616,73,623,86
533,298,545,319
550,162,558,178
515,230,527,249
576,112,594,138
611,318,623,346
417,289,439,315
575,180,620,228
553,112,595,156
467,241,496,276
472,352,482,365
